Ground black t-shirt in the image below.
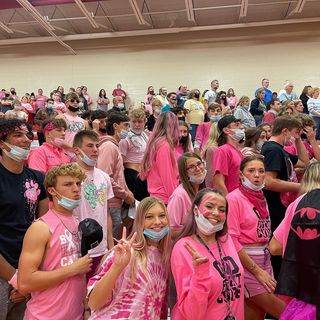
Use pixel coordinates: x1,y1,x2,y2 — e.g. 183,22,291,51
147,115,157,131
261,141,298,230
0,163,47,268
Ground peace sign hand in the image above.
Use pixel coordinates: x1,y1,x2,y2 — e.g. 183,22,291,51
184,242,209,267
113,227,137,269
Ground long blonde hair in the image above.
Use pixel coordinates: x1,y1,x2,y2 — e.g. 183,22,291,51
204,122,219,157
300,162,320,194
128,197,171,282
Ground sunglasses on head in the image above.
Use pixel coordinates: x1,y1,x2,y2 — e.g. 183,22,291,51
69,99,80,103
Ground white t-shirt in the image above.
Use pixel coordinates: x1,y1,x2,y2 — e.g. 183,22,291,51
204,90,218,105
73,167,114,257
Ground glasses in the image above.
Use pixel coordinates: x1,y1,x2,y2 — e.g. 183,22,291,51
187,161,204,173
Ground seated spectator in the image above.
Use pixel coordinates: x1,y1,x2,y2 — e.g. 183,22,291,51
263,99,282,126
5,100,28,121
293,99,304,113
0,91,14,113
242,127,267,157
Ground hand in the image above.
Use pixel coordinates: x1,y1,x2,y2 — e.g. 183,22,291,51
184,242,209,266
124,193,135,206
254,267,277,293
92,119,100,131
113,227,137,269
9,289,29,304
71,255,93,275
304,126,316,142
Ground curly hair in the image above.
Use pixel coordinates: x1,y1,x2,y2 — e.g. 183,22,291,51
44,163,86,200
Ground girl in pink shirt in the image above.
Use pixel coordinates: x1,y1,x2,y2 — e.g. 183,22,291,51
141,112,180,204
227,156,285,320
87,197,171,320
168,152,206,237
171,188,244,320
226,88,238,111
194,103,222,156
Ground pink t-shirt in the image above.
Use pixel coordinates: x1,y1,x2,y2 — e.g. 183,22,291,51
213,143,243,193
227,96,238,107
284,140,314,160
26,209,85,320
194,121,212,151
167,184,192,229
262,111,276,126
119,131,148,164
273,194,304,256
87,247,168,320
171,235,244,320
35,95,49,109
174,139,193,162
63,113,86,145
73,167,114,257
146,141,179,204
28,143,71,173
226,188,272,252
54,102,66,113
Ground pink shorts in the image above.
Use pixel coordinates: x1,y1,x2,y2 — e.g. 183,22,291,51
243,245,273,298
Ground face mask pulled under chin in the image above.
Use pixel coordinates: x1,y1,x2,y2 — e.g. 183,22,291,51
143,226,170,242
80,150,96,166
3,142,30,162
241,176,265,191
189,170,207,185
194,207,224,235
54,190,81,210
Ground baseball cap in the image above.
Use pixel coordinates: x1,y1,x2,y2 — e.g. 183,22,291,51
217,115,240,134
79,218,103,256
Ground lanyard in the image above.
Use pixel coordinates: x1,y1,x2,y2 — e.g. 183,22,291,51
196,234,236,320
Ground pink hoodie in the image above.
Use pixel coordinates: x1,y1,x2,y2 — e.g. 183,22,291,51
97,136,130,208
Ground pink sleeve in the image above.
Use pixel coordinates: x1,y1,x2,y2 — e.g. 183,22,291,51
213,147,228,176
167,190,187,229
226,192,243,252
273,198,300,256
28,149,47,173
119,139,129,158
171,240,212,320
284,144,297,156
156,144,178,198
194,124,205,149
97,144,128,200
87,253,115,296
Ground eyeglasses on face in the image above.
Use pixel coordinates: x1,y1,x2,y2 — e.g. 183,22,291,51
187,161,204,172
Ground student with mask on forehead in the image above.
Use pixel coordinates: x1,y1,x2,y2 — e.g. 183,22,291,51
0,119,48,320
18,163,93,320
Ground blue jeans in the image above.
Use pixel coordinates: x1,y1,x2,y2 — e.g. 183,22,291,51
189,124,198,143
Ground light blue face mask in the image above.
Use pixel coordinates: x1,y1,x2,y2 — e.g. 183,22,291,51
143,226,170,242
120,129,128,139
210,115,222,122
55,190,81,211
80,150,96,167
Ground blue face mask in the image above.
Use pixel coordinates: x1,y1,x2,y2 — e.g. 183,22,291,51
143,226,169,242
80,150,96,167
210,115,222,122
120,129,128,139
55,190,81,211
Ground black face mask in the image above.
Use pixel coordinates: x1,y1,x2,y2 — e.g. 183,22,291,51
68,106,79,112
180,136,188,144
99,128,107,133
178,116,186,121
11,91,16,95
5,94,9,98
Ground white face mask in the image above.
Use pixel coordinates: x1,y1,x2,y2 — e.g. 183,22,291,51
230,128,245,142
242,176,265,191
3,142,30,162
256,140,265,152
189,170,207,185
194,207,224,235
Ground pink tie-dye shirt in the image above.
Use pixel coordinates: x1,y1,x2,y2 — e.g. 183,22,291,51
88,246,168,320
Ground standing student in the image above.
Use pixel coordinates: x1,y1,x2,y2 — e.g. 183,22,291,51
0,119,48,320
261,116,309,278
171,188,244,320
212,115,244,196
73,130,114,279
97,112,135,239
174,121,193,161
87,197,171,319
250,89,266,126
227,156,285,320
119,109,149,201
18,164,92,320
141,112,180,205
168,152,206,237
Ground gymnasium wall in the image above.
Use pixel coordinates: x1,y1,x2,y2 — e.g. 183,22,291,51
0,21,320,103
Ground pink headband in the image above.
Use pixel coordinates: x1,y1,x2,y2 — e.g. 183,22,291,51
42,122,56,132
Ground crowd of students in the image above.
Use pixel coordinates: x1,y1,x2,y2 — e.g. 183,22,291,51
0,78,319,320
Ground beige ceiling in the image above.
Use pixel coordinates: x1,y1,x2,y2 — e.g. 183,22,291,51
0,0,319,54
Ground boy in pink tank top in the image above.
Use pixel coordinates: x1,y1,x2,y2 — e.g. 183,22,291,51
18,164,93,320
